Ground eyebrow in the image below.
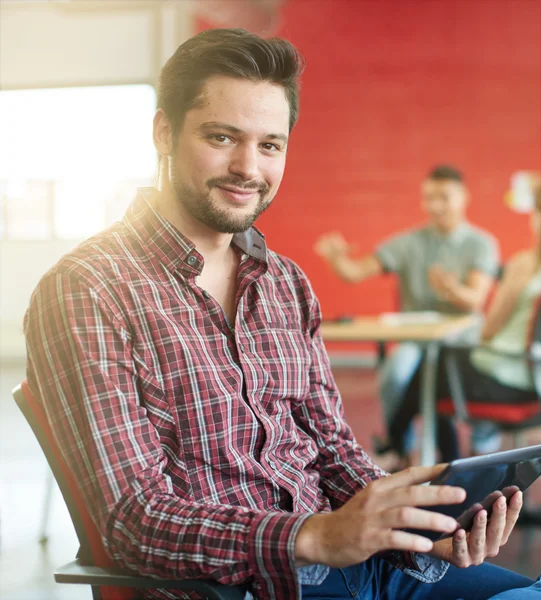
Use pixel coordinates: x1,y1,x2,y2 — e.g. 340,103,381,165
199,121,288,144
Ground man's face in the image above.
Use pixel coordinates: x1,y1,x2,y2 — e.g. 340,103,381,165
168,75,290,234
421,178,468,232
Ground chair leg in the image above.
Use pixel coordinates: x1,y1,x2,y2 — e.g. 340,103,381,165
39,469,55,544
376,342,386,367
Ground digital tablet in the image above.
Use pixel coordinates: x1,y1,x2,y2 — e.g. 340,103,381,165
408,444,541,542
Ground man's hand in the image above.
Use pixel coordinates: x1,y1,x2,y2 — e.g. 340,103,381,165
314,232,352,263
429,491,522,567
428,265,459,300
295,465,465,568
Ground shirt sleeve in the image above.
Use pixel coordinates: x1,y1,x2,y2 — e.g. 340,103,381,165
24,271,310,599
374,231,412,273
291,276,448,583
469,234,500,277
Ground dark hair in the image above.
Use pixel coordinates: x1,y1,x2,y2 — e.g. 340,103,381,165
426,164,464,183
157,28,304,139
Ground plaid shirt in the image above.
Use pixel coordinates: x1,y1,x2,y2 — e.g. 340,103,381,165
24,189,445,599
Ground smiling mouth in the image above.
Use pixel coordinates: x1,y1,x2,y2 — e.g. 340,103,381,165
217,186,259,205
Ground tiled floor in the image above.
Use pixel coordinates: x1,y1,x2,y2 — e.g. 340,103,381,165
1,362,541,599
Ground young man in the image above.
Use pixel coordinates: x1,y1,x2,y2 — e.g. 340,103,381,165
24,29,532,600
315,166,501,464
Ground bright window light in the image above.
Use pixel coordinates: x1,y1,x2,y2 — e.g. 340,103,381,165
0,85,157,239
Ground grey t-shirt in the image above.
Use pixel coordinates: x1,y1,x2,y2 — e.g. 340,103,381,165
374,223,500,315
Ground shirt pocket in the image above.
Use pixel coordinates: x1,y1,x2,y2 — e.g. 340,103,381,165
243,325,312,408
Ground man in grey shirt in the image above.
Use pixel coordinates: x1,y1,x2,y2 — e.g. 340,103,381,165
315,164,500,465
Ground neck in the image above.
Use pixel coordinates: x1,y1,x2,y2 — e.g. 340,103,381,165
155,162,234,266
432,219,464,235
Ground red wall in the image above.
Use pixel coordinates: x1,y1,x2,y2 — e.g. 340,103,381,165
201,0,541,318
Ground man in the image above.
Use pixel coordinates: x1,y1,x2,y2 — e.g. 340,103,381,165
315,166,501,464
24,29,532,600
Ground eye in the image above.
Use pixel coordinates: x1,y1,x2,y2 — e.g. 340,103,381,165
261,142,281,152
209,134,233,145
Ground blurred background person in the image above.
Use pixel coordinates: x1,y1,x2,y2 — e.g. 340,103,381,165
388,177,541,465
315,164,500,469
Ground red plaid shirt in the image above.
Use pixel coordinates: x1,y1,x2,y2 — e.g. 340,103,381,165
25,189,429,599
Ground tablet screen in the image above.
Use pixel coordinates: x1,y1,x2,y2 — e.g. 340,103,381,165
408,447,541,541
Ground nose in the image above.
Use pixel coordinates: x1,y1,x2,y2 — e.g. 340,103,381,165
228,143,259,182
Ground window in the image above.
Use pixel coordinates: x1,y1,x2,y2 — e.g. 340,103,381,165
0,85,157,239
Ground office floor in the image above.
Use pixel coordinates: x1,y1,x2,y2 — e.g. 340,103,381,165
1,362,541,600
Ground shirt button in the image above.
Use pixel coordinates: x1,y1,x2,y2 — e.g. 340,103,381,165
187,255,197,266
202,290,210,299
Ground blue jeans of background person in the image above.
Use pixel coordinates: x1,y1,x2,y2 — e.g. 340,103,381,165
379,343,423,454
301,557,534,600
380,343,501,460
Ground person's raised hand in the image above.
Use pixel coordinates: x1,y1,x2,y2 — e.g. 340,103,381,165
314,231,352,263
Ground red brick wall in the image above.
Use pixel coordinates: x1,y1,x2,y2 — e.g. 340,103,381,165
199,0,541,318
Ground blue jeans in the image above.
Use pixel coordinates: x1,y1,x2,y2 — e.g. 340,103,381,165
379,343,423,454
301,557,534,599
380,343,502,458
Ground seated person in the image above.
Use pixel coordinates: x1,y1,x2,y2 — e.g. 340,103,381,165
23,29,536,600
315,165,499,466
389,179,541,464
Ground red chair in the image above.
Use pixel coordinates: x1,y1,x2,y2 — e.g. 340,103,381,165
437,296,541,525
438,294,541,432
13,381,246,600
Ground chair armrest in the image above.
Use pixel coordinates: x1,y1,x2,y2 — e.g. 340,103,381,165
54,559,247,600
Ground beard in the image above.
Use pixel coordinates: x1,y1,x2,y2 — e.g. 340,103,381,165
169,157,273,234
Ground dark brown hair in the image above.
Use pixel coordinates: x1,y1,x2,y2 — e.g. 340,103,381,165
157,28,304,140
426,164,464,183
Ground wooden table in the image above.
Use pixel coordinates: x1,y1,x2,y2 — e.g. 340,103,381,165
321,314,480,465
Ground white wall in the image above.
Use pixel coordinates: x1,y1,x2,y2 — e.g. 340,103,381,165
0,1,194,361
0,240,81,359
0,1,194,89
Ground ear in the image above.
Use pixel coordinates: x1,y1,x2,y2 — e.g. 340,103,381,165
153,109,173,157
462,185,471,206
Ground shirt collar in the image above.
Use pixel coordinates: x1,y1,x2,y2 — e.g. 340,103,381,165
123,187,268,274
428,221,469,244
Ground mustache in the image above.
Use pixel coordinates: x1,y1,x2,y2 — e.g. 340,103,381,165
207,176,270,195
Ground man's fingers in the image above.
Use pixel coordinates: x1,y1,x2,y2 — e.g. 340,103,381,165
369,466,465,510
486,496,507,556
380,529,434,554
451,529,470,568
375,464,449,490
468,510,487,565
501,491,522,545
378,482,466,511
382,506,458,534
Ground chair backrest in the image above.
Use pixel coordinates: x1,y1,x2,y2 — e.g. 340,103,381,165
13,381,133,600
